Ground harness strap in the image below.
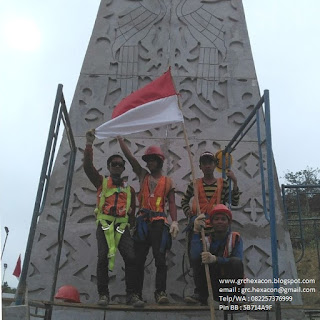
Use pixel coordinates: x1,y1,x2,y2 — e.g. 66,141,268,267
139,208,167,220
223,232,240,258
98,215,128,271
94,177,132,271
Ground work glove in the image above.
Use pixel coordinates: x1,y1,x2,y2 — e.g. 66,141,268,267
170,221,179,239
86,129,95,145
193,214,206,233
201,252,217,264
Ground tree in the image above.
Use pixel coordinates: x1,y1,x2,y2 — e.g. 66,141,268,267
283,166,320,212
2,281,16,294
283,166,320,186
282,167,320,247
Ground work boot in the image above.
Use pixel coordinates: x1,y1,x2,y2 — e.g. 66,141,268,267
97,294,109,306
126,293,145,308
154,291,169,304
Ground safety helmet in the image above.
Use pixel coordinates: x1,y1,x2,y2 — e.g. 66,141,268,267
199,151,218,165
54,285,80,303
209,204,232,221
107,154,125,167
142,145,165,162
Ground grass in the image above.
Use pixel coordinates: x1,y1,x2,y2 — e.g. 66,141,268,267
294,246,320,306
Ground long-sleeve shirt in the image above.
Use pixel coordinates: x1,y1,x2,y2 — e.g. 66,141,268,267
181,178,240,217
190,231,243,264
83,144,136,220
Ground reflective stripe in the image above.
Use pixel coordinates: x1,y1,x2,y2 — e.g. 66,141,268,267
138,174,171,223
223,232,240,258
156,197,162,212
192,177,224,215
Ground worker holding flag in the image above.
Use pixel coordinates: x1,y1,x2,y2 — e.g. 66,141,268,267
118,137,179,304
84,130,144,307
93,69,182,304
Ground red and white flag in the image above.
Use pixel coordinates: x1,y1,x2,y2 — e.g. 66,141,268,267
95,69,184,138
13,254,21,278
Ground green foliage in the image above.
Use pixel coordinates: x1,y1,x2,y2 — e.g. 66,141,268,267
282,167,320,247
283,166,320,186
2,281,16,293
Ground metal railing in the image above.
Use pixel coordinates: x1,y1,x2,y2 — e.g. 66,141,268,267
281,184,320,268
14,84,77,315
220,90,281,320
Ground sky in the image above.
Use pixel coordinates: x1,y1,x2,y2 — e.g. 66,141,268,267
1,0,319,289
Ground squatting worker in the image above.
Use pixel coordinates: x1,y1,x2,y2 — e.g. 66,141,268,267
189,204,244,305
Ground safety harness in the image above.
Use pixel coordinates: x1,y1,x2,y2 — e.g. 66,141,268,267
134,208,171,252
94,177,131,271
223,232,240,257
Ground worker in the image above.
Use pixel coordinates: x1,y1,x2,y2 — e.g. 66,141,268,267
118,137,179,304
84,130,144,307
187,204,244,305
181,151,240,304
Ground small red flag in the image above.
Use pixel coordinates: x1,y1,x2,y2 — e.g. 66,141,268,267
13,254,21,278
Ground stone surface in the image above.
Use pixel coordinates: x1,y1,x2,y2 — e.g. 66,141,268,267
26,0,303,316
3,305,30,320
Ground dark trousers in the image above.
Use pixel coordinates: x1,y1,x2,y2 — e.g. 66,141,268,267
96,223,137,296
192,257,244,301
134,220,167,296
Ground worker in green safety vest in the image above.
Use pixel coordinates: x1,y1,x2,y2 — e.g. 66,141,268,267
84,129,144,307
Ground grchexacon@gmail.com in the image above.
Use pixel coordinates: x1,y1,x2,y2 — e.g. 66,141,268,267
217,277,317,311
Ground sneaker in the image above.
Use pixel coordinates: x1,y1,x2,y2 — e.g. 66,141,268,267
184,293,207,305
97,294,109,306
154,291,169,304
184,293,200,304
126,293,145,308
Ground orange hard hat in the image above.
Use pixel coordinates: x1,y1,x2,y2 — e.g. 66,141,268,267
54,285,80,303
210,204,232,221
142,145,165,162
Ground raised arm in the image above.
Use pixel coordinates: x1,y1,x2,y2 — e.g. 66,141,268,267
117,136,143,177
84,129,103,189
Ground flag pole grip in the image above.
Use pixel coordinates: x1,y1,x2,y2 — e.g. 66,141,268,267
172,79,215,319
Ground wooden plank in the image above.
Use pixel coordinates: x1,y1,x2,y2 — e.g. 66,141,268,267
28,300,211,312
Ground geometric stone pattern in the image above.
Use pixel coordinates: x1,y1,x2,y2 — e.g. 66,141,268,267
27,0,301,307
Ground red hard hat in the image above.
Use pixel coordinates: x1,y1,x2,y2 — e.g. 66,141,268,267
142,145,165,162
54,285,80,303
210,204,232,221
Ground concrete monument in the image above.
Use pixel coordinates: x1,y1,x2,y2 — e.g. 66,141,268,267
27,1,302,318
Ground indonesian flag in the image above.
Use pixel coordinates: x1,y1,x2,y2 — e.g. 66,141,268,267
13,254,21,278
95,69,184,138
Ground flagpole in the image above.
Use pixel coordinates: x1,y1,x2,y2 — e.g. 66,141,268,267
170,72,215,319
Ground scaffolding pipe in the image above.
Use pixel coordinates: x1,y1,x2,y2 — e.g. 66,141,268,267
256,109,270,222
264,90,281,319
15,85,77,308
